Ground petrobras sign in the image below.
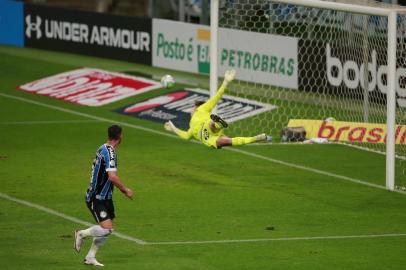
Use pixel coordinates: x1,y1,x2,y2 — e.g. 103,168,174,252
152,19,298,89
326,43,406,108
114,88,277,129
17,68,161,106
219,28,297,89
24,4,152,64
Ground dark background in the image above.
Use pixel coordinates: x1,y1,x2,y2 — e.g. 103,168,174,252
24,4,152,65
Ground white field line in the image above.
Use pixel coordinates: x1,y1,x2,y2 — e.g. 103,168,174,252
336,141,406,161
2,192,406,246
228,147,406,196
0,120,103,125
1,93,405,196
0,93,182,140
0,192,147,245
247,140,406,161
148,233,406,245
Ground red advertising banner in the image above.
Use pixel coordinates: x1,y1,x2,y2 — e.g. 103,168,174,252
17,68,161,106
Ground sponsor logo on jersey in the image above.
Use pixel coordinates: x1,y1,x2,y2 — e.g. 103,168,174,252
114,88,277,129
107,146,115,159
17,68,161,106
109,160,116,167
100,211,107,218
203,129,209,140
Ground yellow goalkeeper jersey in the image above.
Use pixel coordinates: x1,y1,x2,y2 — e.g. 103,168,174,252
173,84,226,142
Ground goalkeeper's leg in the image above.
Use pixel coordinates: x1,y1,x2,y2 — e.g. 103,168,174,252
217,133,272,147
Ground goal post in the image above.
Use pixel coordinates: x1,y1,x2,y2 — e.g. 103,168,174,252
210,0,219,98
387,10,397,190
210,0,406,191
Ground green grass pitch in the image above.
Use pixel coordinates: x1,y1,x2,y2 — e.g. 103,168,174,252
1,45,406,270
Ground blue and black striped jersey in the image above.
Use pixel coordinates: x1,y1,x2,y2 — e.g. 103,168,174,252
86,144,118,202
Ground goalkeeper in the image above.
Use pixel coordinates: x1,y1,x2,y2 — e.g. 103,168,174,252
164,69,272,149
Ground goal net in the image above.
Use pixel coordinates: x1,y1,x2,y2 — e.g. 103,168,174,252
214,0,406,189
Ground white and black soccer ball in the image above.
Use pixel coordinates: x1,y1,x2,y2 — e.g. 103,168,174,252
160,74,175,89
325,117,336,122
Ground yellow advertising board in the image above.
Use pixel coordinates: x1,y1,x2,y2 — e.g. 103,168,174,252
287,119,406,145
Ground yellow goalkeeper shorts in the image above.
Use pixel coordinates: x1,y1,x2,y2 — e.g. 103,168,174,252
199,121,224,149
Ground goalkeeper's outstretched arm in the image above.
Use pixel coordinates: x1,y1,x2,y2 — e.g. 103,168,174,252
199,69,236,113
164,121,192,140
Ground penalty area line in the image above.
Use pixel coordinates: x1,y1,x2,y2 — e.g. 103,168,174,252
0,192,147,245
1,93,405,196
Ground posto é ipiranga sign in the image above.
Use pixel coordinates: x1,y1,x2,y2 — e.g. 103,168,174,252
152,19,298,90
288,119,406,145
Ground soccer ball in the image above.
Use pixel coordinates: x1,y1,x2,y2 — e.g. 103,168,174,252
160,74,175,88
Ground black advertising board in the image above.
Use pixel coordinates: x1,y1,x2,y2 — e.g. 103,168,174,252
24,4,152,64
298,39,406,108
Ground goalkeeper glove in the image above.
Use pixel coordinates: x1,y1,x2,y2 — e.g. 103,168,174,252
164,121,175,132
223,69,236,87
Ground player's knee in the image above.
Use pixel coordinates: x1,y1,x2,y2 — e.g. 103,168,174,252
101,227,113,235
101,225,113,232
100,220,114,231
216,136,232,147
94,235,109,247
96,225,113,237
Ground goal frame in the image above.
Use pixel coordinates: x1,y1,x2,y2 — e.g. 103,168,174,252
210,0,398,191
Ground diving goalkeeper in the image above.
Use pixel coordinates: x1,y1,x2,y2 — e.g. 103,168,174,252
164,69,272,149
